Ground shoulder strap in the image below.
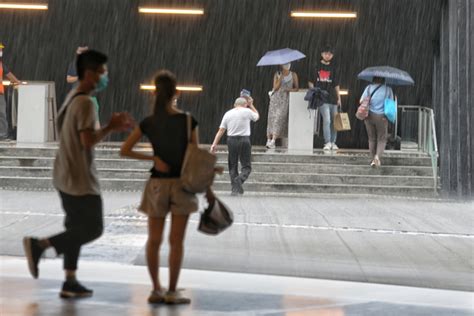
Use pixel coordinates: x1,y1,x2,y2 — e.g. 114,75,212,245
64,91,88,109
56,91,88,133
370,84,383,98
185,112,192,143
58,91,88,114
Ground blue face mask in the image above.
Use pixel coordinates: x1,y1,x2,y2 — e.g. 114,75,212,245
95,73,109,92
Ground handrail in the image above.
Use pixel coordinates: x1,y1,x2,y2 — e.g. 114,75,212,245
398,105,438,192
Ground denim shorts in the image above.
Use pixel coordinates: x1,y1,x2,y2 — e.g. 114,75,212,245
139,178,198,218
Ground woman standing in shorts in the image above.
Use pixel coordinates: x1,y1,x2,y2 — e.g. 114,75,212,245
121,70,198,305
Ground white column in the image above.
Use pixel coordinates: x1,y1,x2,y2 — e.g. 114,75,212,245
17,82,56,143
288,91,314,153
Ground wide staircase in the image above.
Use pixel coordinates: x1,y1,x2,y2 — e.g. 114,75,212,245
0,143,438,197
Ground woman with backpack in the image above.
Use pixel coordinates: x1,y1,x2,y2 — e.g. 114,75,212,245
120,70,198,305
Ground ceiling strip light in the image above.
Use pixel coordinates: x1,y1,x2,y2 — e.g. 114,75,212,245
291,11,357,18
140,84,203,92
0,3,48,10
138,7,204,15
2,81,28,85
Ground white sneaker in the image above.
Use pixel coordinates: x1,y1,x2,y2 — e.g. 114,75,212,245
323,143,331,151
331,143,339,150
268,140,276,149
265,139,272,148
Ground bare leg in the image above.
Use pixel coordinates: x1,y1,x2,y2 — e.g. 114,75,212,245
146,216,165,292
168,214,190,292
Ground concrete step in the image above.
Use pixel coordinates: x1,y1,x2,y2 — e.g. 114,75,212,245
0,144,437,197
0,166,434,187
0,147,432,166
0,176,436,197
0,157,434,176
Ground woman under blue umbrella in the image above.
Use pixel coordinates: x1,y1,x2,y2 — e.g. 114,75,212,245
357,66,414,167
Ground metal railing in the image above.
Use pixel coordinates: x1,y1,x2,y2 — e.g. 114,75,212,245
398,105,439,191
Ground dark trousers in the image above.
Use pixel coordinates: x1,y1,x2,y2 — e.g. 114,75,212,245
0,94,8,139
49,191,103,270
227,136,252,192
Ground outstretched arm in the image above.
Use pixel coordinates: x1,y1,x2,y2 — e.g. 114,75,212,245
6,72,21,85
335,85,342,107
210,128,226,153
80,112,132,149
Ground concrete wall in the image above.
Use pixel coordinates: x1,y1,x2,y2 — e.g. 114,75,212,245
0,0,442,146
434,0,473,197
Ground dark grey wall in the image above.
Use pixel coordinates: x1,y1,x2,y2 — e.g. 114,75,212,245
0,0,442,146
433,0,473,197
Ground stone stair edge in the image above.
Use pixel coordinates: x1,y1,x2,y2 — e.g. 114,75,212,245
0,147,432,158
0,167,436,179
0,157,435,168
0,176,436,189
0,186,441,200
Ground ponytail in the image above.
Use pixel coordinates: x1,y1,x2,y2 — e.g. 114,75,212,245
153,70,177,116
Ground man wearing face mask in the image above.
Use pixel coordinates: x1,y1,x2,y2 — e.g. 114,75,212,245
266,62,299,149
309,45,342,151
23,50,133,299
0,43,21,141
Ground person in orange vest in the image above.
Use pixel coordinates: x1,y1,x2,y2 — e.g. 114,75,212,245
0,43,21,140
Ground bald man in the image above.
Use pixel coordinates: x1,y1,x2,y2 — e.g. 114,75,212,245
211,97,259,195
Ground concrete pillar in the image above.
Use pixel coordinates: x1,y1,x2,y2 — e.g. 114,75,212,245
435,0,473,197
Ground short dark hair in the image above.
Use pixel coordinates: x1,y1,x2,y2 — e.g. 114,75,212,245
373,77,386,84
76,50,108,80
321,45,334,54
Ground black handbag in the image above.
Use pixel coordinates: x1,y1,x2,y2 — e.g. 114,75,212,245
198,190,233,235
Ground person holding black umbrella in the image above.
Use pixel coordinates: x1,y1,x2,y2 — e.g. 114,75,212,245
357,66,414,167
359,77,394,167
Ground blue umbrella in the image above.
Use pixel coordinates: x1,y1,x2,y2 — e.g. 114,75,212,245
257,48,306,66
357,66,415,86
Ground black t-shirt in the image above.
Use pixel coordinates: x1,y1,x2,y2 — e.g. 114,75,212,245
67,60,78,89
314,62,339,104
139,112,198,178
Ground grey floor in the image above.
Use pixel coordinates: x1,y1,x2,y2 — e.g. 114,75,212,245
1,190,473,292
1,257,473,316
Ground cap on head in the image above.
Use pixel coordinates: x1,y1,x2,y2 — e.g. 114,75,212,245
240,89,251,97
234,97,248,106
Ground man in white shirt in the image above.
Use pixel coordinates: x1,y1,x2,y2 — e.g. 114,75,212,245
210,97,259,195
